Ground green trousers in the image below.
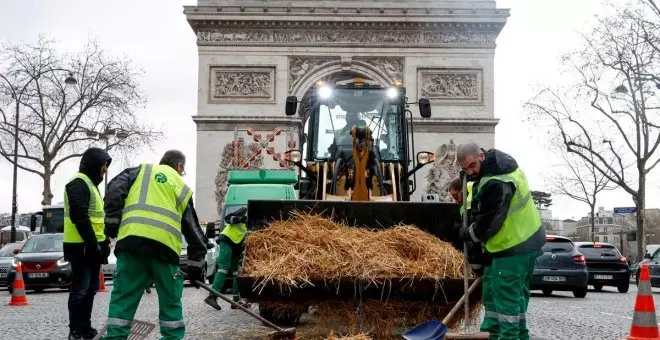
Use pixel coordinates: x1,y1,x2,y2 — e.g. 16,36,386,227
102,252,185,340
480,251,538,340
210,238,243,301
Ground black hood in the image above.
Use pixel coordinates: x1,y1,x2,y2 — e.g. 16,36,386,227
79,147,112,185
479,148,518,178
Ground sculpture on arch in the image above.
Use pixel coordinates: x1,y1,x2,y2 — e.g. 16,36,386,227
425,139,461,203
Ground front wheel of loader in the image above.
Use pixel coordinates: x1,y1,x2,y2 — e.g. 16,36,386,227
258,302,304,326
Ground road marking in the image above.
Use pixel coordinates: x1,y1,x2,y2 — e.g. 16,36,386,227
599,311,632,320
540,300,550,304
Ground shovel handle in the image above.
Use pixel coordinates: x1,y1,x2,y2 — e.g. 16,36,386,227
195,279,286,332
178,270,286,332
442,276,482,325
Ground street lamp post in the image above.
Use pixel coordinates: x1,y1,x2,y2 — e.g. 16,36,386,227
1,71,77,243
85,126,128,190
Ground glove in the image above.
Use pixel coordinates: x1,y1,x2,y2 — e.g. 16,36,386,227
187,262,205,289
85,242,103,263
100,241,111,265
458,223,474,242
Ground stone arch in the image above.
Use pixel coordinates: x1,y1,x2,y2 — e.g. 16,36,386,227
292,60,396,99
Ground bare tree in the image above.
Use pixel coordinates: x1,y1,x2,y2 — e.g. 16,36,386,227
525,1,660,259
0,36,161,205
548,149,616,242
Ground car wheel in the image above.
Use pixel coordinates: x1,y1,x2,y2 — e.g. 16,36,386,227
542,289,553,296
593,284,603,292
573,287,588,298
618,282,630,293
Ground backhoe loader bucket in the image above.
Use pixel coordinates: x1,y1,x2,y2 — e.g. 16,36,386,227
238,200,479,304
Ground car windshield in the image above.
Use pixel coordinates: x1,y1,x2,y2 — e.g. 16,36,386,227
0,243,22,257
578,244,621,257
313,88,403,161
20,234,63,253
541,239,573,253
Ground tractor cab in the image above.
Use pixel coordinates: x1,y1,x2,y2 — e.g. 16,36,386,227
285,78,433,202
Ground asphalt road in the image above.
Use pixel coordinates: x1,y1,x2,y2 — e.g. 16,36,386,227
0,283,643,340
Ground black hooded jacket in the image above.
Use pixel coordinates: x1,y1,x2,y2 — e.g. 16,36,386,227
103,165,208,265
63,147,112,263
469,149,546,258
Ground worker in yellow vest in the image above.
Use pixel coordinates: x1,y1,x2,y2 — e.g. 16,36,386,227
63,147,112,340
102,150,208,340
456,143,545,340
448,177,490,274
204,206,249,310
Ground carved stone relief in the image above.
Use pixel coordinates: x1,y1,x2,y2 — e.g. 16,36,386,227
354,57,404,83
418,69,482,104
425,139,461,203
197,29,497,47
210,66,275,103
288,57,338,94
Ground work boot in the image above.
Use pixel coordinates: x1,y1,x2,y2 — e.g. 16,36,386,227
204,295,222,311
68,331,83,340
81,327,98,340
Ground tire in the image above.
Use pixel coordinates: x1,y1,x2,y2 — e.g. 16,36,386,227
573,287,588,298
618,282,630,293
541,289,553,296
258,303,304,326
593,284,603,292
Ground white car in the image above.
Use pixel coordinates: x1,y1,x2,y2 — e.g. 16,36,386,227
102,238,217,283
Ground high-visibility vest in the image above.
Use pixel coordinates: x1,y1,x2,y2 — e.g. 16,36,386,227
459,182,474,216
221,222,248,244
475,168,541,253
63,173,106,243
117,164,192,256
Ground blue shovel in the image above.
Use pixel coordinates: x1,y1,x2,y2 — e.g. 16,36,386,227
402,276,482,340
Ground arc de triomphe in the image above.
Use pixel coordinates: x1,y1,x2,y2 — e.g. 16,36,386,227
184,0,509,222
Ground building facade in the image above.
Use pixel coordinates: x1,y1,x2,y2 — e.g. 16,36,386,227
575,207,631,246
185,0,509,221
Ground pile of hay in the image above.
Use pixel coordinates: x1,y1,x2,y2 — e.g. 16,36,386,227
326,332,372,340
242,212,471,289
241,212,481,338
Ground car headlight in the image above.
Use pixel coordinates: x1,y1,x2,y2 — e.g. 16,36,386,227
57,258,69,267
11,258,20,268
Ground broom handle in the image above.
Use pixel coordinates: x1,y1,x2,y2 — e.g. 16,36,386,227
461,173,469,325
442,277,482,325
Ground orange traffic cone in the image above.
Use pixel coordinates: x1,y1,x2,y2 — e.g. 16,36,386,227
8,262,28,306
628,263,660,340
98,268,107,292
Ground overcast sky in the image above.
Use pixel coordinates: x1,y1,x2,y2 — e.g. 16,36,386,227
0,0,656,221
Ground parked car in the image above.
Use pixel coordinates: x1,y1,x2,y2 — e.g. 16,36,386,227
0,242,23,288
574,242,630,293
531,235,588,298
7,233,72,293
634,244,660,285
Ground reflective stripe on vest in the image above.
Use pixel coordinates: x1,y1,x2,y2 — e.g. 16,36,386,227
459,182,474,216
63,173,106,243
117,164,192,256
476,168,541,253
221,222,247,244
